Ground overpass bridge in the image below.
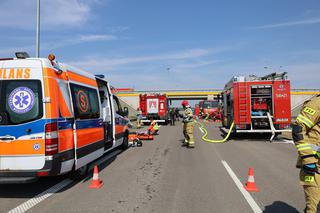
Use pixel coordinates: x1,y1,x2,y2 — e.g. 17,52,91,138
117,89,320,118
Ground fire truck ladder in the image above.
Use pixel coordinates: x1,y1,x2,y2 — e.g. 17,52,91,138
238,83,248,126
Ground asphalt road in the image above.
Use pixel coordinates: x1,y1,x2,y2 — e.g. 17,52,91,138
0,121,305,213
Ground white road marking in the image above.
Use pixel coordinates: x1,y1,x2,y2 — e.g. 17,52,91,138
7,179,73,213
198,127,204,134
7,149,123,213
221,160,262,213
278,139,294,144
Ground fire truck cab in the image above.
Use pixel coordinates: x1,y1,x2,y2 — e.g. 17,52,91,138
221,72,291,141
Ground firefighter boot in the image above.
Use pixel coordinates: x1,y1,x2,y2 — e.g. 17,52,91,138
188,141,195,148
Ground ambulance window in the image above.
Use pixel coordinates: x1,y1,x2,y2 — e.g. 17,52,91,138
112,96,121,115
70,84,100,119
0,80,43,125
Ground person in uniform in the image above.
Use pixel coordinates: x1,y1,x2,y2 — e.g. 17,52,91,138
292,95,320,213
181,100,195,148
169,108,176,126
136,107,142,128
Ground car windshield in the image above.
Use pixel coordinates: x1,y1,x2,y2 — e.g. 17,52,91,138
0,80,43,125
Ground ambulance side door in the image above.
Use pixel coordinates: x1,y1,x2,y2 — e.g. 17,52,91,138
111,96,127,147
69,83,104,170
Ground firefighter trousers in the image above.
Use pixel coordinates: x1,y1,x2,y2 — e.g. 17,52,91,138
183,122,194,145
300,169,320,213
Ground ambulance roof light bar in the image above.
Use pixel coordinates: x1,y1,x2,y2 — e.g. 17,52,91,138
15,52,30,59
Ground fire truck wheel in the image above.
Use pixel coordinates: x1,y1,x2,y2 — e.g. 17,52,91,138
120,132,129,150
69,164,88,181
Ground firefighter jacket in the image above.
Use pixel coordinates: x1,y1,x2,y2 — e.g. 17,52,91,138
293,95,320,167
183,107,194,123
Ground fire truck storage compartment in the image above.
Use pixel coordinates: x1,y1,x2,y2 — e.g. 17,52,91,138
250,85,273,129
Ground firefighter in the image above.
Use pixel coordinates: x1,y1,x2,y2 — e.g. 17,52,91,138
199,107,203,119
148,120,160,135
136,107,142,128
181,100,195,148
169,108,176,126
204,106,210,121
292,95,320,213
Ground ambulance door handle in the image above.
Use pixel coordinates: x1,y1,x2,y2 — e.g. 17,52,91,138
25,128,32,134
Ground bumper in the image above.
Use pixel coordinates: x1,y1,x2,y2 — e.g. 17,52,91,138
0,155,62,184
0,176,38,184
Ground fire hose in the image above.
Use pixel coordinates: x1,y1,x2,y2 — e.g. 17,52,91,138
196,121,235,143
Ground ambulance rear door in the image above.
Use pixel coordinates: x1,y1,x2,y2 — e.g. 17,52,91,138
0,59,46,171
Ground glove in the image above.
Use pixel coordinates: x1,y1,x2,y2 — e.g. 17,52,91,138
303,163,317,175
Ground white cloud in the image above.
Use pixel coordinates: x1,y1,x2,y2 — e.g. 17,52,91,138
249,17,320,29
43,34,118,50
68,48,218,69
78,34,117,42
107,26,130,33
0,0,98,29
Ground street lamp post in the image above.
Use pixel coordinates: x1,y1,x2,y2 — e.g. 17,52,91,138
36,0,40,58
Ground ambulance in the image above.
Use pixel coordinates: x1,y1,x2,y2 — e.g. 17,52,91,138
0,53,129,183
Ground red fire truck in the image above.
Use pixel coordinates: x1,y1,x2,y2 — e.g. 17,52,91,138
198,100,222,121
139,94,169,124
221,72,291,140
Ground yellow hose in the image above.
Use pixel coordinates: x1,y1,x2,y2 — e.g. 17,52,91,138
197,121,235,143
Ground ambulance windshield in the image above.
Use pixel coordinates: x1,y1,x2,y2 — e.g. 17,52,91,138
0,80,43,125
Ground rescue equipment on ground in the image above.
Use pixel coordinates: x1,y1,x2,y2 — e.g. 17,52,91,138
198,121,235,143
128,132,154,147
244,167,259,192
221,72,291,141
89,165,103,189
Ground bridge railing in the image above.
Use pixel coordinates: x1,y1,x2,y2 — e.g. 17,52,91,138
117,88,320,94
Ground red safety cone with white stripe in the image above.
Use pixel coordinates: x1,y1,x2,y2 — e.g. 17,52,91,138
89,165,103,189
244,167,259,192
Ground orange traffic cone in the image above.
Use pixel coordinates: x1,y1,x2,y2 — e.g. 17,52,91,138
244,167,259,192
89,165,103,189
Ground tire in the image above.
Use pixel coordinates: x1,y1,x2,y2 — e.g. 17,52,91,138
120,132,129,150
69,164,88,181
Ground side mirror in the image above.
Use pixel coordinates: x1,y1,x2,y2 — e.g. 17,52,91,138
123,107,129,117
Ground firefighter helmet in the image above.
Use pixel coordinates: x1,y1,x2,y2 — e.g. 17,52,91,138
181,100,189,107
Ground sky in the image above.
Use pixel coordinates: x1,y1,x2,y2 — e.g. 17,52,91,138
0,0,319,90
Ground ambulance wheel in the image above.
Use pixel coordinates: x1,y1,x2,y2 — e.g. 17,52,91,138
69,164,88,181
120,132,129,150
